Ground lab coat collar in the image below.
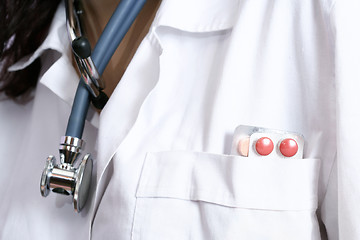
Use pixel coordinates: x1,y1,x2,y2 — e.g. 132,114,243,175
8,1,68,72
152,0,240,32
6,0,240,106
8,2,79,106
8,0,240,71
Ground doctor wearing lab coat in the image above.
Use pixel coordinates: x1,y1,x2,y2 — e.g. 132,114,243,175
0,0,358,239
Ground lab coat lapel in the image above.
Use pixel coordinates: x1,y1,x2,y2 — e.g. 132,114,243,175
94,0,240,190
95,34,162,184
91,0,240,227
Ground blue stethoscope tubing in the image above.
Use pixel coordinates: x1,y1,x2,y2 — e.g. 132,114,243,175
65,0,147,138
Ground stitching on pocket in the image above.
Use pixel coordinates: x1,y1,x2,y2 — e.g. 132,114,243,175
136,151,320,211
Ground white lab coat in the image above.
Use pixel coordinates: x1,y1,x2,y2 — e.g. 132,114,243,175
1,0,359,239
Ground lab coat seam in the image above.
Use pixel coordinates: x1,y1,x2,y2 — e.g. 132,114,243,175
149,27,164,53
130,198,139,240
155,23,234,35
321,0,336,57
328,1,336,44
135,153,152,198
318,153,337,207
137,186,317,212
320,0,336,14
329,0,337,13
131,154,157,239
89,153,116,238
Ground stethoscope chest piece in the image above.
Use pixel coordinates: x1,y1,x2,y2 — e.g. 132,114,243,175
73,153,92,212
40,136,92,213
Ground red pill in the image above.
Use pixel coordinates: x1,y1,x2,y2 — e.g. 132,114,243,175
255,137,274,156
279,138,298,157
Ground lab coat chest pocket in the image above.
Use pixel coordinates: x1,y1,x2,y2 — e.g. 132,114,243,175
132,151,321,240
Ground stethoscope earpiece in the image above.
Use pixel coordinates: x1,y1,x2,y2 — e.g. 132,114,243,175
40,136,92,212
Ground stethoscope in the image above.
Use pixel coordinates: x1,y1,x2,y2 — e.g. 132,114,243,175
40,0,146,212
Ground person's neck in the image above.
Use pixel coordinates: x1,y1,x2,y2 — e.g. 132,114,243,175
79,0,161,99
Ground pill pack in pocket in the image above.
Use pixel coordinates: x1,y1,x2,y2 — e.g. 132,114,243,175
231,125,304,159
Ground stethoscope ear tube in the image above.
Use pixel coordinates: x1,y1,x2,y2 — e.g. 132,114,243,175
65,80,90,139
92,0,147,73
40,0,147,213
67,0,147,138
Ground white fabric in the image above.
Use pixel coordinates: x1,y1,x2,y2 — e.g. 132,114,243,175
137,152,320,211
1,0,359,239
134,152,320,239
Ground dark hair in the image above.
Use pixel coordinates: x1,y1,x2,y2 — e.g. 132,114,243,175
0,0,61,101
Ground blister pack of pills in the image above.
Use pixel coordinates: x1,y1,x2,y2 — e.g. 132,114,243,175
231,125,304,159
